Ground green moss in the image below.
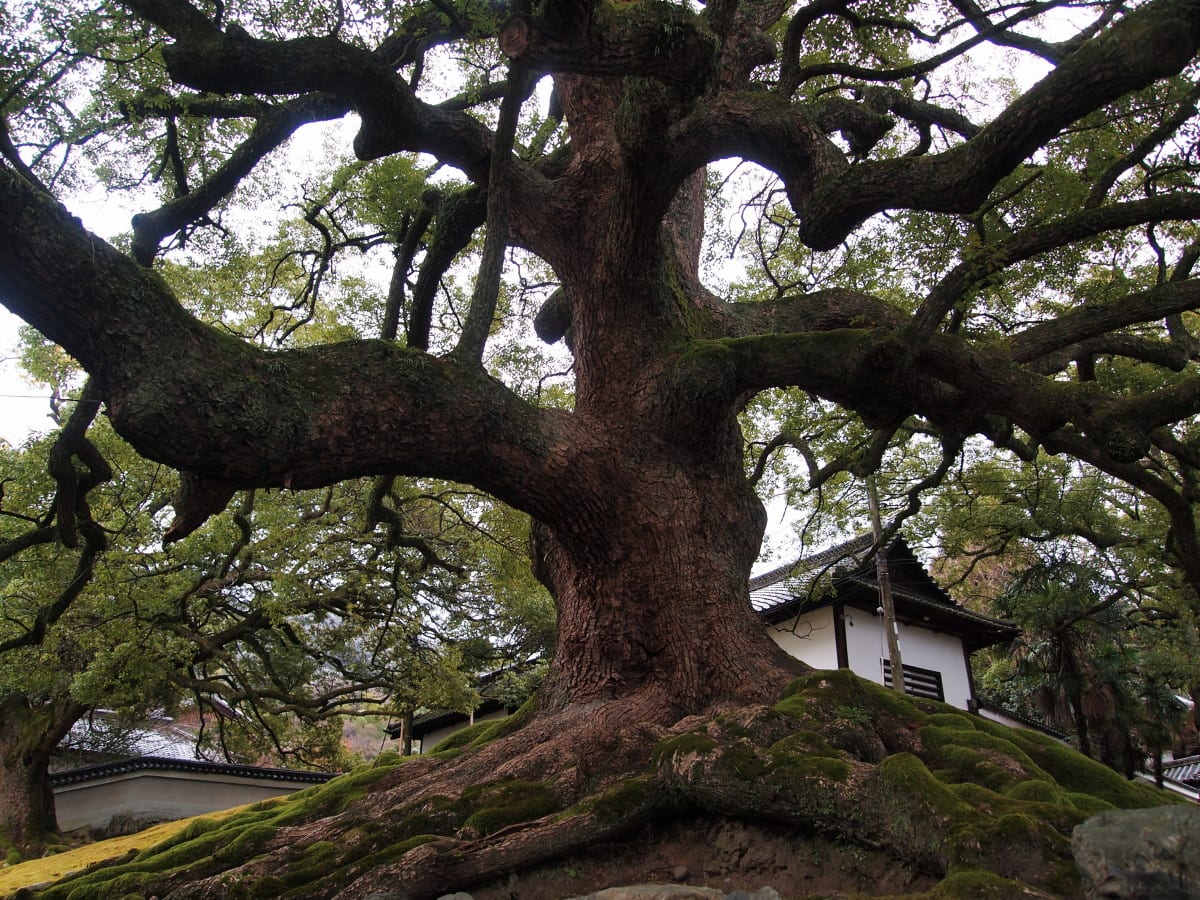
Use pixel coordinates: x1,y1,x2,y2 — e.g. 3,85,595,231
931,745,1025,794
430,718,505,752
769,749,853,783
136,815,218,857
995,811,1065,847
922,724,1049,794
586,776,656,823
61,870,154,900
1064,791,1114,817
878,753,981,834
429,696,539,754
294,833,439,896
718,741,771,780
212,823,275,864
460,780,560,837
1014,737,1168,809
776,669,931,722
248,876,287,898
126,828,225,872
925,868,1042,898
652,732,717,765
771,730,842,759
1003,779,1061,803
924,712,978,731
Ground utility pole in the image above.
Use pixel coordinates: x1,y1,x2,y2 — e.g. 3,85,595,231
867,474,905,694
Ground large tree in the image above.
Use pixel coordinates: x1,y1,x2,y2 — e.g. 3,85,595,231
3,0,1200,894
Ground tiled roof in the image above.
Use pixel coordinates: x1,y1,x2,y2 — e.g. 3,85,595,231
750,533,1018,645
975,698,1070,739
1164,755,1200,787
60,713,203,762
50,755,337,787
749,534,874,612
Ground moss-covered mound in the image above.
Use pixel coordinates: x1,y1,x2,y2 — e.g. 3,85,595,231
26,671,1174,900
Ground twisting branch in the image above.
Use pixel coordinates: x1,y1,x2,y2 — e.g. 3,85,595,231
1085,83,1200,208
130,92,351,265
408,187,486,350
784,0,1061,90
947,0,1074,64
0,381,110,653
453,65,534,364
909,195,1200,342
383,195,436,342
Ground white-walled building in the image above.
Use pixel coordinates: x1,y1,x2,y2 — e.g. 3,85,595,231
750,533,1018,711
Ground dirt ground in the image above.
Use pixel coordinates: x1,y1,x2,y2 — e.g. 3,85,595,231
470,816,938,900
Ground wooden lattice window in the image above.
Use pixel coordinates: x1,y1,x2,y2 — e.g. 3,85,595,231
881,660,945,702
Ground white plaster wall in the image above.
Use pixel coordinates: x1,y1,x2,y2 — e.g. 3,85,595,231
841,607,973,709
416,707,509,754
766,606,840,671
54,771,316,832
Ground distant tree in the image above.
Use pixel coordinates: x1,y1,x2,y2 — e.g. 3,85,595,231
972,550,1196,774
0,404,547,852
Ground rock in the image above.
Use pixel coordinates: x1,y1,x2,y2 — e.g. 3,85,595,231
435,894,475,900
566,888,724,899
565,887,779,900
1071,805,1200,899
671,865,690,881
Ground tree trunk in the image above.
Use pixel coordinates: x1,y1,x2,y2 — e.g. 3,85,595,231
533,453,800,720
398,710,413,756
0,697,84,852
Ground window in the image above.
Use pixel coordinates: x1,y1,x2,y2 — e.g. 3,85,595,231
882,660,944,702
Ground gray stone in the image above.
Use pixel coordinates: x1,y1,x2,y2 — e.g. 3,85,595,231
565,887,781,900
565,886,724,900
1071,805,1200,899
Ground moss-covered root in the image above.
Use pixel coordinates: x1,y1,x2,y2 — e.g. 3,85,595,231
336,777,662,899
28,672,1179,900
651,670,1175,898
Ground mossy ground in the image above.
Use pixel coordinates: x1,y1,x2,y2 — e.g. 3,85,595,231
0,804,254,896
21,670,1178,899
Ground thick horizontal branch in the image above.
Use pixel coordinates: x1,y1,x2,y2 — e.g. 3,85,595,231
913,194,1200,339
1028,333,1198,376
1011,279,1200,364
704,316,1200,475
131,93,351,264
666,92,847,209
729,288,908,336
0,163,585,525
122,0,498,178
791,0,1200,248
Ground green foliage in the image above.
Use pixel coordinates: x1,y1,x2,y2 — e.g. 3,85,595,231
460,779,560,836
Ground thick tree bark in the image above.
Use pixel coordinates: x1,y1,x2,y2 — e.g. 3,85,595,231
0,697,84,852
533,435,800,716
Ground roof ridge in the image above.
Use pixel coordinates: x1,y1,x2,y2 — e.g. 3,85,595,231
50,755,338,787
749,532,875,590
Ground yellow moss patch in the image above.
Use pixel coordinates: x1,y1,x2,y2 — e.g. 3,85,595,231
0,803,254,895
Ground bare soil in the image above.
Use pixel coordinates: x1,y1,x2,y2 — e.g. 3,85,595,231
471,816,938,900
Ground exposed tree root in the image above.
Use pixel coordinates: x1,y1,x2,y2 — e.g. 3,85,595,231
33,671,1174,900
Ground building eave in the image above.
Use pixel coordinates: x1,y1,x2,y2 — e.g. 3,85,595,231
50,756,337,788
